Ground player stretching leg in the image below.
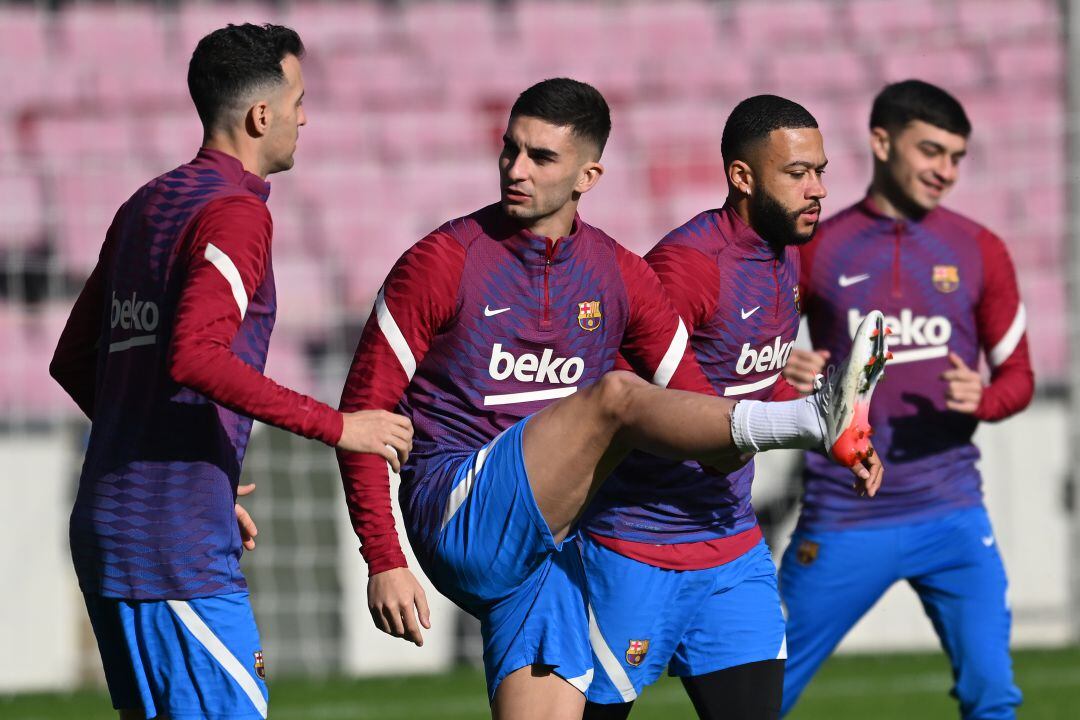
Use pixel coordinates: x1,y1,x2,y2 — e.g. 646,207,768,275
779,80,1033,719
581,95,888,720
337,79,885,720
50,25,412,720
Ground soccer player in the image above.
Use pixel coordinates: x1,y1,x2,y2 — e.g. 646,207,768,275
337,78,885,720
49,24,412,720
779,80,1033,719
581,95,846,720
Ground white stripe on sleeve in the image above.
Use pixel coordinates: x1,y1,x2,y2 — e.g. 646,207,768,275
376,286,417,380
204,243,249,320
651,318,689,388
988,303,1026,369
166,600,268,719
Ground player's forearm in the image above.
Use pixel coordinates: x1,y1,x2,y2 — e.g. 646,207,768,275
337,450,408,574
975,366,1035,422
169,339,343,444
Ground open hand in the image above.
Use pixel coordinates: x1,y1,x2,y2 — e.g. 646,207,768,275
236,483,258,550
368,567,432,647
848,443,883,497
339,410,414,472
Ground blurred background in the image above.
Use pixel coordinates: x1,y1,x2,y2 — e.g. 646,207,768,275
0,0,1074,714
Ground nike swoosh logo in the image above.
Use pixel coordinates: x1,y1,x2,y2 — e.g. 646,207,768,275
982,535,995,547
484,305,511,317
741,306,761,320
838,273,871,287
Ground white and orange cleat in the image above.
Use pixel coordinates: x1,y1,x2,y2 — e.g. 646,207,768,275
814,309,889,467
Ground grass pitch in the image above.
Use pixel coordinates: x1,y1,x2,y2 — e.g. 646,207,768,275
3,647,1078,719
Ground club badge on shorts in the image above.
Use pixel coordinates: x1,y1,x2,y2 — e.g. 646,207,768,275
578,300,602,331
625,639,650,667
932,265,959,293
796,540,819,565
254,650,266,679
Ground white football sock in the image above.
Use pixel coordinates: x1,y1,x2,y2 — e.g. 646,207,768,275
730,396,825,453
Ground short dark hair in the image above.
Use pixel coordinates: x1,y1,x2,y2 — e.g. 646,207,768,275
870,79,971,137
188,23,305,134
721,95,819,168
510,78,612,157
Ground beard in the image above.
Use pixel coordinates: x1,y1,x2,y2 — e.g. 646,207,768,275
748,188,820,251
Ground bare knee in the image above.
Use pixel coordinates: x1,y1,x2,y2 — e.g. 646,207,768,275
590,371,648,424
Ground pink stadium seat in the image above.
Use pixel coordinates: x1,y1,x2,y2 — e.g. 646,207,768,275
272,255,336,337
401,1,500,53
625,1,719,48
262,335,319,400
326,52,443,110
0,302,72,417
286,1,387,55
53,167,149,274
957,0,1058,39
0,172,45,250
847,0,947,41
177,3,288,57
881,48,984,89
732,0,837,45
33,116,137,169
58,5,166,66
766,48,868,96
992,40,1063,87
0,7,49,62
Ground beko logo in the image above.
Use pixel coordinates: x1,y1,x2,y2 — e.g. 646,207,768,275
735,336,795,376
484,344,585,406
108,291,160,353
110,291,160,331
848,308,951,364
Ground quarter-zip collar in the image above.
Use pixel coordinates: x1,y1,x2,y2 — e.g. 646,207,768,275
190,147,272,202
476,203,584,265
715,203,786,262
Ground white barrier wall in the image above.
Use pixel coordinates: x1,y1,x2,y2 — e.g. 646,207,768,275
0,432,83,692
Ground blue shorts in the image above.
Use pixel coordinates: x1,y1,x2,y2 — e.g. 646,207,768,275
779,505,1022,719
583,536,786,704
83,591,268,719
418,418,592,699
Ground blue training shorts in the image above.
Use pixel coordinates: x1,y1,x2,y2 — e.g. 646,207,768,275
583,536,786,704
418,418,593,699
83,590,268,719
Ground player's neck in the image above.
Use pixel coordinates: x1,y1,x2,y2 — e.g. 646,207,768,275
202,135,267,180
868,175,928,222
517,204,577,241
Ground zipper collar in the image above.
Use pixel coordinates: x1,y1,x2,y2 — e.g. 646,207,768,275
717,203,788,261
191,147,271,201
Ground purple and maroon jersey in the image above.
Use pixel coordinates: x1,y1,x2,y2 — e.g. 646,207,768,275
584,206,802,568
337,204,714,575
798,196,1034,530
52,149,341,600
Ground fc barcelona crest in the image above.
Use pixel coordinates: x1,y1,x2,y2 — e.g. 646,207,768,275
796,540,819,566
578,300,602,331
932,265,959,293
626,639,650,667
254,650,266,679
793,286,801,314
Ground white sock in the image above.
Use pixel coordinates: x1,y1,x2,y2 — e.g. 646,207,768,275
731,396,825,453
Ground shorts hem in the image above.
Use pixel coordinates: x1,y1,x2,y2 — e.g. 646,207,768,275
670,648,786,679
